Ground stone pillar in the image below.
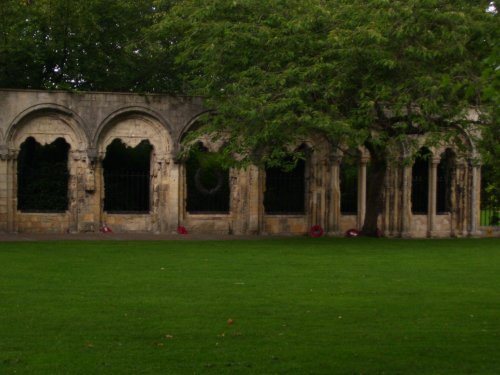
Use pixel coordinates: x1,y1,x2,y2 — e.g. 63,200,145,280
383,164,397,237
95,158,105,231
454,161,468,237
5,150,19,233
76,158,98,233
163,155,180,233
229,167,246,235
246,166,262,234
400,164,412,238
328,154,341,235
150,155,164,233
68,151,87,233
357,156,369,229
308,155,328,231
0,151,9,232
427,157,439,237
468,159,481,237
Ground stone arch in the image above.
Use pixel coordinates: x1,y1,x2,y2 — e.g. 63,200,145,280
6,106,88,234
6,104,88,152
95,110,174,233
95,109,172,159
185,135,226,153
177,110,214,146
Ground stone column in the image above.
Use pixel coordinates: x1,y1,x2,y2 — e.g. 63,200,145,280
427,157,439,237
163,155,180,234
468,158,481,237
229,167,246,235
5,150,19,233
454,161,468,237
357,156,369,230
0,149,10,232
246,166,262,234
308,155,328,231
328,154,341,235
150,155,165,233
400,164,412,238
95,157,105,231
67,152,79,233
383,164,396,237
68,151,91,233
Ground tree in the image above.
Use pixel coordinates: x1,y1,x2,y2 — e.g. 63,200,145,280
0,0,180,92
156,0,497,235
1,0,496,235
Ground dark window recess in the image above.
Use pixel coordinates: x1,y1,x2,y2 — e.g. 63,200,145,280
437,149,454,214
340,154,358,214
103,139,152,213
17,137,70,212
264,159,306,214
412,149,430,214
480,164,499,226
186,145,230,213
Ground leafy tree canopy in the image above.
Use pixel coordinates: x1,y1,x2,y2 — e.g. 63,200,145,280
158,0,497,165
155,0,497,234
1,0,498,234
0,0,179,92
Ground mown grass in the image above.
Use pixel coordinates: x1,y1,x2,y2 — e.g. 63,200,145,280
0,238,499,375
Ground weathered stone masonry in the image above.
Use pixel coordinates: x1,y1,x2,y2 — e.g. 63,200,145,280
0,89,487,237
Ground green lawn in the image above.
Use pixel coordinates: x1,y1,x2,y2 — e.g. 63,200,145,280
0,238,499,375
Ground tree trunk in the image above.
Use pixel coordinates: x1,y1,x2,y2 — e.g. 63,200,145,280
362,155,386,236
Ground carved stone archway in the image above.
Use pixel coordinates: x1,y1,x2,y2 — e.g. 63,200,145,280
95,113,174,233
6,110,88,233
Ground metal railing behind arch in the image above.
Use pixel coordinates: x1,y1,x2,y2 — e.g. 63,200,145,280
103,170,150,213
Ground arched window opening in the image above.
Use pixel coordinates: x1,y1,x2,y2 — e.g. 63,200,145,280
103,139,152,213
480,164,499,226
17,137,70,212
264,153,306,215
436,149,455,214
412,148,431,214
340,151,358,215
186,143,230,213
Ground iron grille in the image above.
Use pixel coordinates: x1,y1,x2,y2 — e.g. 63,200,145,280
185,154,230,214
264,160,305,214
340,162,358,214
104,170,150,213
412,160,429,214
17,168,69,212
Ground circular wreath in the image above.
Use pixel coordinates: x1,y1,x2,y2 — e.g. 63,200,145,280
310,225,324,238
177,225,188,235
194,168,223,195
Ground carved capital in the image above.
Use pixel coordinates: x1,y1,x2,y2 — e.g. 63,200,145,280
430,157,441,166
0,147,18,161
87,148,99,163
360,156,370,165
0,145,9,161
329,153,342,165
70,150,86,161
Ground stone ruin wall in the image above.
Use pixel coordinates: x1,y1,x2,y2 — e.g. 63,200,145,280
0,89,490,237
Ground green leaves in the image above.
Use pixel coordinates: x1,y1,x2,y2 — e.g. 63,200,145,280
1,0,496,168
0,0,179,92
